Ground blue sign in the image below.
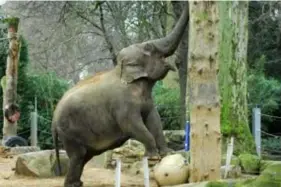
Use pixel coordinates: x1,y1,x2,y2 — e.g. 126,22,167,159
185,121,190,151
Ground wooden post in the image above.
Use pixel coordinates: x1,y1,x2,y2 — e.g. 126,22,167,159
2,17,21,140
188,1,221,182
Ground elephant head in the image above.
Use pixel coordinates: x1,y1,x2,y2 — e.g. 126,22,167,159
117,2,189,83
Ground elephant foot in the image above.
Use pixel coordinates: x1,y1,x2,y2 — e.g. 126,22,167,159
159,147,174,157
144,150,160,160
64,181,83,187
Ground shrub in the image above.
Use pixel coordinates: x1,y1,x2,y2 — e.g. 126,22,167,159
248,55,281,117
262,137,281,154
18,72,69,149
153,82,182,130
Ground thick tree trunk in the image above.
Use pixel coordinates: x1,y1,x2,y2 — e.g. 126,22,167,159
171,1,189,129
162,1,189,129
188,1,221,182
219,1,254,154
162,0,179,89
2,18,21,139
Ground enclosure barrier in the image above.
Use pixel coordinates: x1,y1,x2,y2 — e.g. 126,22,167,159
114,157,150,187
252,105,281,157
252,106,261,157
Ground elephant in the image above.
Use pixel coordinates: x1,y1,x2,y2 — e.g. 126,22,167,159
52,2,189,187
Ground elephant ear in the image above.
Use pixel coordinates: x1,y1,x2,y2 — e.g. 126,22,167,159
120,58,148,83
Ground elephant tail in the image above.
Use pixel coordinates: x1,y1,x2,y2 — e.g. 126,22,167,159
53,127,62,176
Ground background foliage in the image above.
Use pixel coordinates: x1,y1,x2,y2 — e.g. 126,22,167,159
0,1,280,154
0,30,69,149
153,81,182,130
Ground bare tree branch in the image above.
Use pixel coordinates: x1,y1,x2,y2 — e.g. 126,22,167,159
99,2,117,66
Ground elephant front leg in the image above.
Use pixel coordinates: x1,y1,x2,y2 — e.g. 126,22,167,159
145,107,174,157
119,114,160,159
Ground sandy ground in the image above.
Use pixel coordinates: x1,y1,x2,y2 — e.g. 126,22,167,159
0,156,158,187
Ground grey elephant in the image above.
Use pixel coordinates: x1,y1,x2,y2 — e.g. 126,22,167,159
52,2,189,187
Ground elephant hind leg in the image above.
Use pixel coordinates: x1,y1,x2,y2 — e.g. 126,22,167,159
62,139,87,187
83,148,97,166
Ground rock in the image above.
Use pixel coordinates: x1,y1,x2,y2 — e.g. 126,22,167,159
0,146,40,158
129,160,155,178
238,153,260,174
164,130,185,151
106,130,188,170
220,165,242,178
153,154,189,186
15,149,69,178
113,140,145,158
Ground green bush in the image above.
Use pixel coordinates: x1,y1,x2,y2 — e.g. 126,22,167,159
262,137,281,154
238,153,261,174
18,72,69,149
248,55,281,117
0,34,69,149
153,82,182,130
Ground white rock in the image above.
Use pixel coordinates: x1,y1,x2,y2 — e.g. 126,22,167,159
153,154,189,186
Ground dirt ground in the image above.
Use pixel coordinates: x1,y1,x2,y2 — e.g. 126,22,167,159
0,156,158,187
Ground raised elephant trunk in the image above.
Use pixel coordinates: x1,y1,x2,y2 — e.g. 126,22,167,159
146,2,189,58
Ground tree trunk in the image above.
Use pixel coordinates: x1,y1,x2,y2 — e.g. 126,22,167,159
162,1,189,129
188,1,221,182
171,1,189,129
162,0,179,89
219,1,254,154
2,17,21,139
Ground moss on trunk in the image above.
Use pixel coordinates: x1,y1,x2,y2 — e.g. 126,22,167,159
218,1,254,155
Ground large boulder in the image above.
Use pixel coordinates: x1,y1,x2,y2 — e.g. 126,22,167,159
15,149,69,178
108,139,145,172
106,130,188,171
0,146,40,158
153,154,189,186
129,160,155,178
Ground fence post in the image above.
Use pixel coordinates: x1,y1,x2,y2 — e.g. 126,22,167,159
252,106,261,157
115,158,121,187
30,97,38,147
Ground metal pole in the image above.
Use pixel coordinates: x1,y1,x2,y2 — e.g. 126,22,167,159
252,106,261,157
30,97,38,147
185,121,190,151
115,158,121,187
143,157,150,187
